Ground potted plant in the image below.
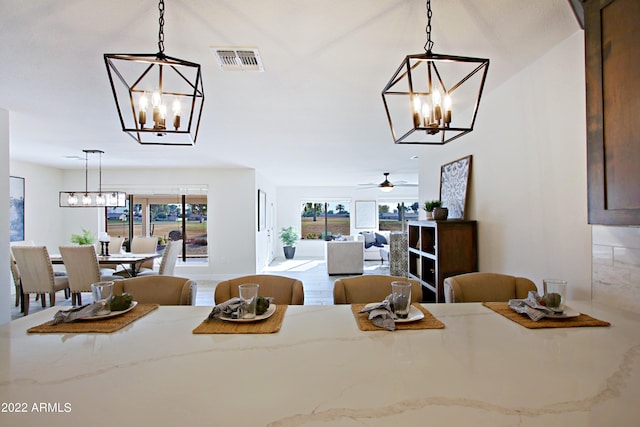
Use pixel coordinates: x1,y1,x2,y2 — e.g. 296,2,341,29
423,200,442,220
70,228,96,245
279,226,299,259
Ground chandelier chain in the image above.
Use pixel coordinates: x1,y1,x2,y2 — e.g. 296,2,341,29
158,0,165,54
424,0,434,53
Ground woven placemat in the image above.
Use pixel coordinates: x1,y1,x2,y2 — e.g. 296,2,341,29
351,303,445,331
27,304,159,334
482,302,610,329
192,305,288,334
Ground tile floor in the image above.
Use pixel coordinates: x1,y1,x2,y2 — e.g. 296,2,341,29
10,257,391,320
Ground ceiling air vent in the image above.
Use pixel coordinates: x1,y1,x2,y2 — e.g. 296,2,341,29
211,47,264,72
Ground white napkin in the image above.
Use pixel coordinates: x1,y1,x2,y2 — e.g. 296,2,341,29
359,299,396,331
51,303,101,324
208,297,247,320
508,291,556,321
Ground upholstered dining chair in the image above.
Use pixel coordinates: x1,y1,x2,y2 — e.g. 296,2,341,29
137,239,182,276
113,275,196,305
214,274,304,305
98,236,126,273
130,236,159,271
59,245,123,306
333,275,422,304
443,272,538,303
11,246,70,316
10,252,21,307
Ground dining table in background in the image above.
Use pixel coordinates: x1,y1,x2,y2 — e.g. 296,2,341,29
1,301,639,426
49,252,160,277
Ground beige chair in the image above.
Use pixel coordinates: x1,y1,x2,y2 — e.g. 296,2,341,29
10,252,21,307
326,241,364,275
333,275,422,304
443,272,538,303
59,245,123,305
130,236,159,271
138,239,182,276
11,246,70,315
114,275,196,305
214,274,304,305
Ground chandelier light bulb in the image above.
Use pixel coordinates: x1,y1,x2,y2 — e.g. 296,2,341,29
152,89,162,107
138,93,148,127
443,93,452,124
67,193,78,206
172,99,181,129
82,194,92,205
96,193,106,205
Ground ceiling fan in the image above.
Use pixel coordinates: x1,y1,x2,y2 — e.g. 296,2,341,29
358,172,418,192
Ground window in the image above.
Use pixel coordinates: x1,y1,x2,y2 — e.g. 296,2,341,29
300,201,350,240
378,200,419,231
106,194,207,261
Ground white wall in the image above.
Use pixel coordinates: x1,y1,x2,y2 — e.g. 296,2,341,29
418,31,591,299
0,108,9,323
277,186,418,258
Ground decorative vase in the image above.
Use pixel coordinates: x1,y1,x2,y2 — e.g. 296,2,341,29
433,207,449,220
426,211,434,220
283,246,296,259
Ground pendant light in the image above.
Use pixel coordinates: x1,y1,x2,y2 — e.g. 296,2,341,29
382,0,489,145
59,150,126,208
104,0,205,146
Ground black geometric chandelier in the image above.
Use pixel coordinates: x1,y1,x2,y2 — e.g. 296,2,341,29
104,0,204,146
59,150,126,208
382,0,489,145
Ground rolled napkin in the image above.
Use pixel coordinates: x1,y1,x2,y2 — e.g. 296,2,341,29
508,291,556,321
359,299,396,331
51,303,100,324
208,297,247,320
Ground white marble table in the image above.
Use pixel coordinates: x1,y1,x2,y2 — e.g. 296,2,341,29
1,301,639,426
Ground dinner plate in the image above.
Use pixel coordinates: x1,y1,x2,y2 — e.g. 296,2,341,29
219,304,276,322
544,306,580,319
363,303,424,323
78,301,138,320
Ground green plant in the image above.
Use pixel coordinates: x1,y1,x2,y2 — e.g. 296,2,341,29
423,200,442,212
70,228,96,245
279,226,299,247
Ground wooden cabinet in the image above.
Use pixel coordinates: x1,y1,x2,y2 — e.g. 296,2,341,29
585,0,640,225
407,220,478,303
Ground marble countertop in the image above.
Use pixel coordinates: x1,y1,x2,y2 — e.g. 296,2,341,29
1,301,639,426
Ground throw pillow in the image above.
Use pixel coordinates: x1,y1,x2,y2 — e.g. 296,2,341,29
362,232,376,244
374,232,388,245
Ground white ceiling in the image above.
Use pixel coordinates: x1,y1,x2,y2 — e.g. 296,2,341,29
0,0,580,187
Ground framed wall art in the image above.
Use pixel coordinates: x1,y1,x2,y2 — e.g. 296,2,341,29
439,155,472,220
10,176,25,241
355,200,377,229
258,189,267,231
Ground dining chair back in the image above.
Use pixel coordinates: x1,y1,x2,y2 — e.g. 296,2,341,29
130,236,159,271
443,272,538,303
59,245,122,305
214,274,304,305
114,275,196,305
11,246,70,315
138,239,182,276
333,275,422,304
10,252,21,307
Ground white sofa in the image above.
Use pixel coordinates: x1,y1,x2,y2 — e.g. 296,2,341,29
356,230,391,261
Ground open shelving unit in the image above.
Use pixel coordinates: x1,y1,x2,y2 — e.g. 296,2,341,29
408,220,478,303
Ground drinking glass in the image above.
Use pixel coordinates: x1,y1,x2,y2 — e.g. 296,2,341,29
239,283,259,319
391,281,412,319
543,279,567,312
91,281,114,316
